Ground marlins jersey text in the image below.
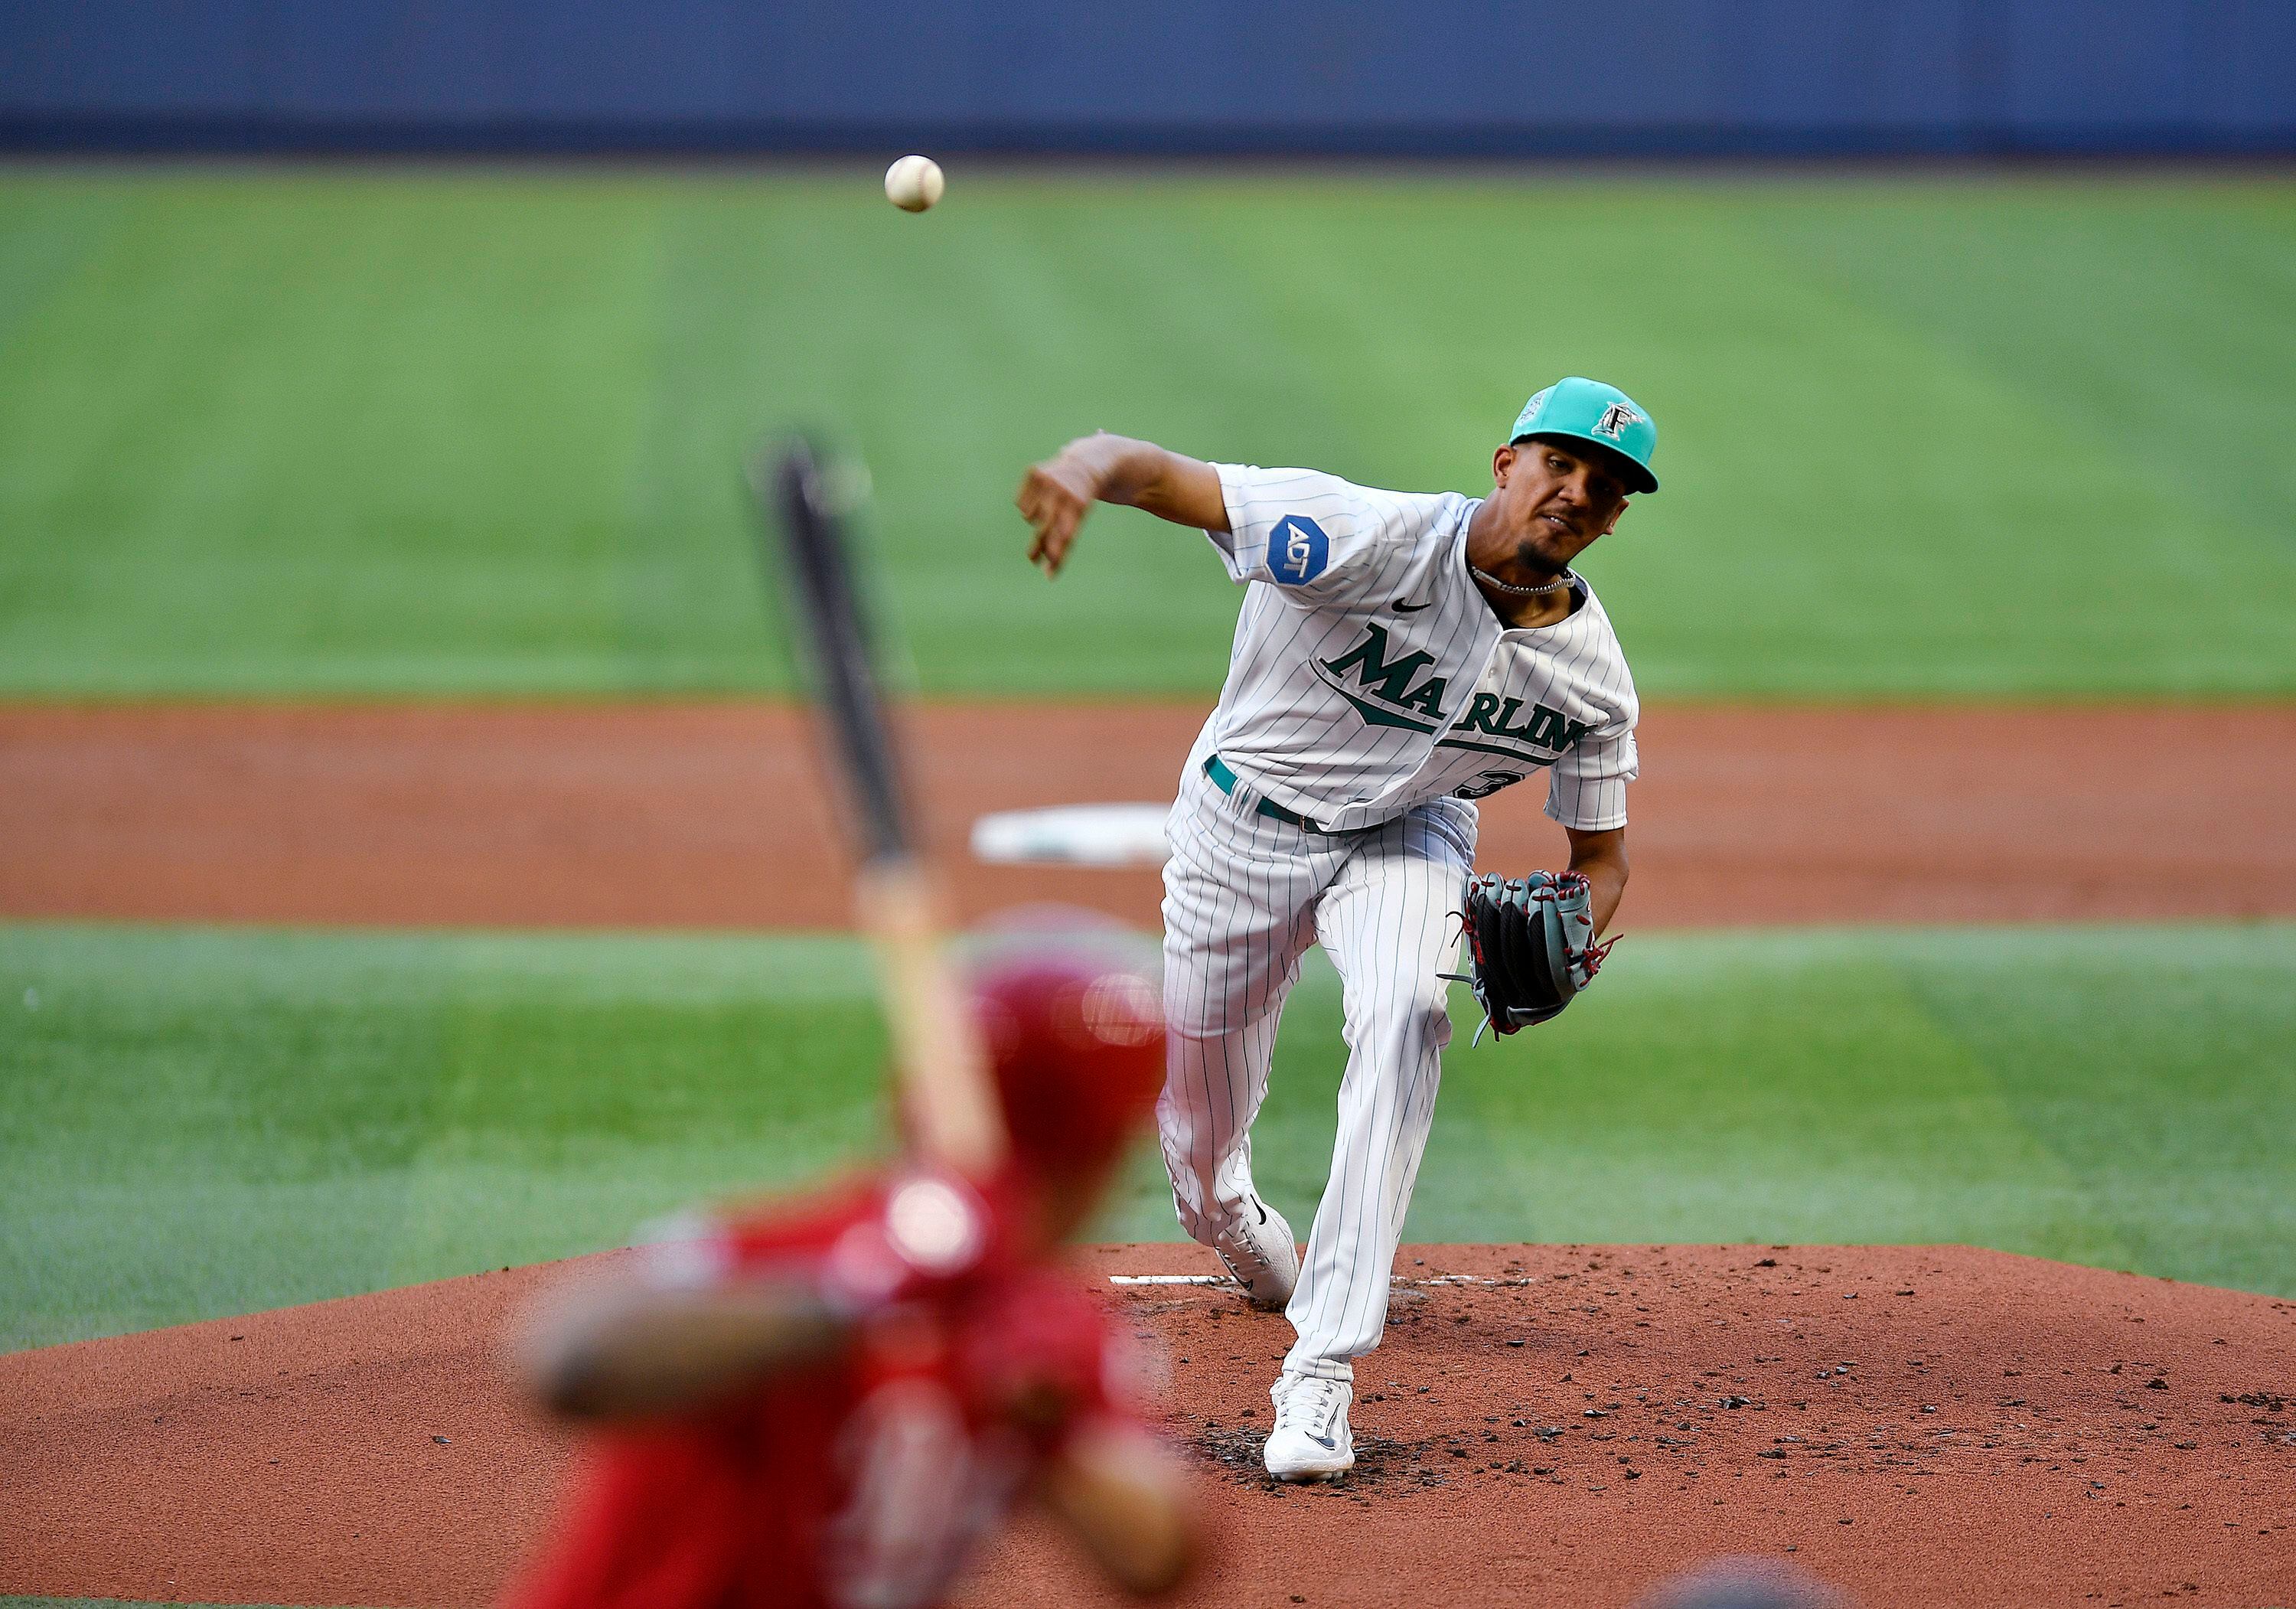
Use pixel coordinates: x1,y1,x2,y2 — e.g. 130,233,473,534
1198,465,1638,833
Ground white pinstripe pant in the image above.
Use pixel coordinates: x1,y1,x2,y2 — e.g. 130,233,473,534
1158,756,1476,1382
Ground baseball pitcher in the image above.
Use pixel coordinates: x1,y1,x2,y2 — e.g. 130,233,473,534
1016,378,1653,1480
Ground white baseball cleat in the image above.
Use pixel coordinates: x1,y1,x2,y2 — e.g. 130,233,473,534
1263,1372,1354,1482
1212,1194,1299,1310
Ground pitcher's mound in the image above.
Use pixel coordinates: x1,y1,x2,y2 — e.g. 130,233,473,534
2,1245,2290,1608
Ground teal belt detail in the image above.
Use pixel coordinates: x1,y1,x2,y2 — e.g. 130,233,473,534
1204,753,1329,833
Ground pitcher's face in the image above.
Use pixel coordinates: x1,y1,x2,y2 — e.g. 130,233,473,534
1486,436,1634,573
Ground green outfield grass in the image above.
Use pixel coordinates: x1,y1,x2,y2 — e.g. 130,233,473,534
1,168,2291,699
5,917,2291,1353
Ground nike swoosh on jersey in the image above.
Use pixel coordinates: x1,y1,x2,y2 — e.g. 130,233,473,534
1393,597,1432,612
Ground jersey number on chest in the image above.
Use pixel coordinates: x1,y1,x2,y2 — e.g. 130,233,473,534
1452,769,1526,801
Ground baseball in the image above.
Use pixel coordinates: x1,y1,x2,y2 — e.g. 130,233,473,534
884,155,944,213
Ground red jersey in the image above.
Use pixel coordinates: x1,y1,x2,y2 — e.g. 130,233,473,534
505,1171,1132,1609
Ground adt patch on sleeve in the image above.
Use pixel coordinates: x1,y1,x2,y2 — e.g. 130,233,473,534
1267,514,1330,586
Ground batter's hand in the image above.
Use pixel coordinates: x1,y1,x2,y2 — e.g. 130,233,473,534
1016,442,1106,577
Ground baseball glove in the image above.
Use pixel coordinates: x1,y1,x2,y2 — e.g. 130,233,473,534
1446,870,1619,1041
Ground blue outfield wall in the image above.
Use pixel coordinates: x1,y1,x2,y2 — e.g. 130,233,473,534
2,1,2293,158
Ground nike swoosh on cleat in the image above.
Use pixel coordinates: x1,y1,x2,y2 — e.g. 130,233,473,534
1308,1434,1336,1449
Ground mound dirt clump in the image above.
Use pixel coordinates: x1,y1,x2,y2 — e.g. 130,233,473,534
1,1245,2290,1608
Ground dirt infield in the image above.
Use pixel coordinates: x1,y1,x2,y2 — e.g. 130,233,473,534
2,1244,2289,1609
4,700,2293,932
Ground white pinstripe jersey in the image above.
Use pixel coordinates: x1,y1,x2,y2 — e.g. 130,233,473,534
1197,464,1639,834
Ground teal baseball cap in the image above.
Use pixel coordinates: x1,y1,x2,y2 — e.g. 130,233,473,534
1509,377,1658,494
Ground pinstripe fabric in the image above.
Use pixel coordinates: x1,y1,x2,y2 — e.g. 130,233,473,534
1159,757,1474,1380
1159,463,1641,1385
1202,465,1639,832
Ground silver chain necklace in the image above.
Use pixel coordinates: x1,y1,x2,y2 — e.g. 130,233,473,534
1471,565,1576,597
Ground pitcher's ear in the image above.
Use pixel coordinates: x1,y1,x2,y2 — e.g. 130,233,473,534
1492,443,1518,486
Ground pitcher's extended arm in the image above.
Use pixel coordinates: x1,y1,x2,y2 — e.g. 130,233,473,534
1016,432,1227,576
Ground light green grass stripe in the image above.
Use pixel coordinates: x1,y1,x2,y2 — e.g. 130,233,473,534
1,171,2291,697
3,919,2291,1354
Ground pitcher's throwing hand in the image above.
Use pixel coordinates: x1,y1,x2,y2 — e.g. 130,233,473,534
1018,430,1227,577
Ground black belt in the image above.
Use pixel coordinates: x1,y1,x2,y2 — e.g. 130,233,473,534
1203,753,1335,833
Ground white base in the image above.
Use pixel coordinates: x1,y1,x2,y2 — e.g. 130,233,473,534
969,802,1171,868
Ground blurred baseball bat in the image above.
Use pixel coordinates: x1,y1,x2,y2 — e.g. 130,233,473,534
746,436,1004,1177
